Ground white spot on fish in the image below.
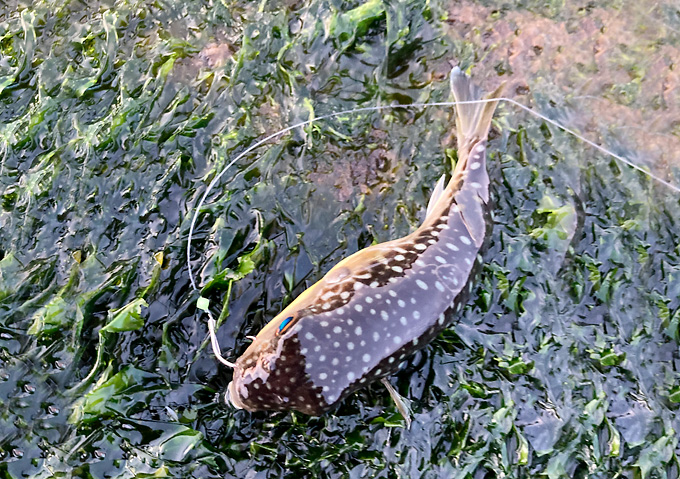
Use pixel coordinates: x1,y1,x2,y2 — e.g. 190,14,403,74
305,332,314,340
428,239,437,244
333,326,342,334
415,259,426,267
370,281,379,288
341,291,350,299
432,231,440,237
435,256,446,264
438,314,445,325
314,345,321,352
398,299,405,308
415,243,426,250
400,316,407,325
347,372,355,381
438,224,449,230
354,282,364,290
320,321,329,327
319,373,327,380
381,310,389,320
333,341,340,348
395,255,405,261
447,242,459,251
476,144,485,152
356,273,372,279
366,296,373,304
413,311,420,320
460,236,471,245
355,326,362,335
319,355,326,362
470,162,481,170
412,338,419,345
393,336,401,344
470,182,481,188
332,358,339,365
301,348,308,354
389,277,399,284
392,265,403,273
362,354,371,362
410,297,417,304
347,319,354,325
337,308,345,315
370,308,376,314
389,290,397,297
347,342,355,350
373,331,380,342
355,304,363,312
465,258,472,265
416,279,428,290
435,281,446,292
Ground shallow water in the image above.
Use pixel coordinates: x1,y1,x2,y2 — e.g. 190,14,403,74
1,0,679,477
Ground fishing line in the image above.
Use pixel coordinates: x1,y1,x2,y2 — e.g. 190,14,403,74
187,97,680,367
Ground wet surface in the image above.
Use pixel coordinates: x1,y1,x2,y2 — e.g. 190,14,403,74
1,0,679,477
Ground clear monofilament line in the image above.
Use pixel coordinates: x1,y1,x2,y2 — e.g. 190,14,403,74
499,98,680,193
207,311,236,368
189,97,680,366
188,98,680,289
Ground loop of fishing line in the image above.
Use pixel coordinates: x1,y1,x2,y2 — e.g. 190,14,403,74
188,97,680,367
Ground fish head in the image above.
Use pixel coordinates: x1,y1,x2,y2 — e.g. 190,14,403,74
226,308,325,414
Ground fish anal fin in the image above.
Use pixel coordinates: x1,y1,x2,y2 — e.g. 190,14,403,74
457,205,483,246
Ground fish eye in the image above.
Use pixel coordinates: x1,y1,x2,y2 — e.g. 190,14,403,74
277,316,295,335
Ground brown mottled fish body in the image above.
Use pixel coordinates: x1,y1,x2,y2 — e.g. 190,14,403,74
227,69,503,415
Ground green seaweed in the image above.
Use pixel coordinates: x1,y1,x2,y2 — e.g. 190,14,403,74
1,0,680,478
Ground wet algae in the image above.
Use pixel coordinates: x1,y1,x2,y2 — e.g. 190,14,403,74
1,0,680,478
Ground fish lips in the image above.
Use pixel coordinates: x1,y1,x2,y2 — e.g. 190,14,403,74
225,379,246,410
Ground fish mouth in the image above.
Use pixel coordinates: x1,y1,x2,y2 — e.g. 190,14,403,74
225,380,245,410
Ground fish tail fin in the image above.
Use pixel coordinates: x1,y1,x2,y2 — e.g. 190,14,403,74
450,67,505,149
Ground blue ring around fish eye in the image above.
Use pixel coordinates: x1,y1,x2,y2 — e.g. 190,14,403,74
278,316,294,333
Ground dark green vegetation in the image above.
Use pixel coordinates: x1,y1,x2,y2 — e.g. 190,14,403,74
1,0,680,477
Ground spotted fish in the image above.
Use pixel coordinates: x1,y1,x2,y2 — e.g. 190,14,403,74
226,68,504,415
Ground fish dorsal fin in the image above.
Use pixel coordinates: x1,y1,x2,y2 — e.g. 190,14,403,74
425,174,447,220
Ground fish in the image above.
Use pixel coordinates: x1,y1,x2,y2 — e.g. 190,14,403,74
225,67,504,417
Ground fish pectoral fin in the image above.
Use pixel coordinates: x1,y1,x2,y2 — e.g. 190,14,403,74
425,174,447,220
381,378,412,429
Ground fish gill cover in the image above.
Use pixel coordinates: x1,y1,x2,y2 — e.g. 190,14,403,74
0,1,679,478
